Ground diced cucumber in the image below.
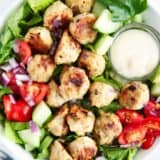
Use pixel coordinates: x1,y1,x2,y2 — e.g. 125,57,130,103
18,128,41,147
25,144,35,152
151,83,160,96
11,122,29,131
40,136,53,151
133,14,143,23
4,121,23,144
94,34,113,55
151,66,160,84
28,0,55,13
32,101,52,127
37,149,49,159
93,9,122,34
92,1,106,16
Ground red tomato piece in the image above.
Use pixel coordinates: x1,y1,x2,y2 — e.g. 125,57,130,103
14,40,32,64
143,117,160,136
141,135,156,149
3,95,33,122
19,82,48,105
118,123,147,145
144,101,160,117
116,109,144,125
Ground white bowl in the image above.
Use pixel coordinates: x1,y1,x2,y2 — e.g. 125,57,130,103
0,0,160,160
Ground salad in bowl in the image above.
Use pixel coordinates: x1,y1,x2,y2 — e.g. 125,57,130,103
0,0,160,160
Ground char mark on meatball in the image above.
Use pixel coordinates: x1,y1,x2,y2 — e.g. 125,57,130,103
69,73,83,87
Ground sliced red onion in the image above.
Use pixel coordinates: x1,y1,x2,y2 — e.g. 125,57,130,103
0,64,12,72
8,94,16,104
109,143,140,148
9,58,18,69
16,80,23,86
0,72,10,86
15,74,30,81
27,99,35,107
20,62,25,68
12,40,19,53
13,65,26,75
120,143,141,148
25,96,35,107
29,121,40,133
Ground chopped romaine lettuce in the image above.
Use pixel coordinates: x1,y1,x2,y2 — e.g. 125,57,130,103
102,102,122,113
100,145,138,160
92,75,121,90
0,85,12,100
7,2,33,38
97,0,147,22
0,2,43,64
65,133,78,143
28,0,55,13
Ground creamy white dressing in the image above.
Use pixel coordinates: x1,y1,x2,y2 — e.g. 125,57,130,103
110,29,159,79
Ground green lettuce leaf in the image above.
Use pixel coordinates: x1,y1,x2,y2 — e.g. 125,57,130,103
100,145,138,160
0,41,14,64
0,1,43,64
65,133,78,142
102,102,122,113
27,0,55,13
97,0,147,22
0,85,12,100
7,2,33,38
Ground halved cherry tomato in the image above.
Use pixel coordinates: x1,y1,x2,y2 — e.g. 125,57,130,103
118,123,147,145
116,109,144,125
3,95,33,122
14,40,32,64
143,117,160,136
144,101,160,117
141,135,156,149
19,82,48,105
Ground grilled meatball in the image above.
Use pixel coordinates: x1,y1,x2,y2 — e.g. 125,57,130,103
46,81,66,107
27,54,55,82
65,0,94,13
94,112,122,145
50,140,73,160
60,66,90,101
69,13,97,44
89,82,118,108
68,137,97,160
119,81,150,110
78,50,105,77
44,1,73,31
67,104,95,136
55,30,81,64
48,105,69,136
25,27,53,53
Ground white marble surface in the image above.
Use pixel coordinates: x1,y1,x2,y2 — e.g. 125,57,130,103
0,0,160,160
